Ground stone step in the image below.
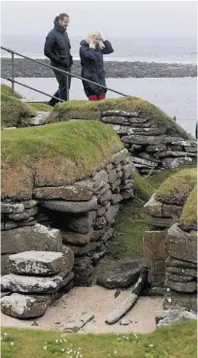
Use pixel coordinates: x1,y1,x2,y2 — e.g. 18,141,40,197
1,271,73,294
8,249,74,276
1,293,51,319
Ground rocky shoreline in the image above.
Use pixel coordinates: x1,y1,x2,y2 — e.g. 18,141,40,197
1,58,197,78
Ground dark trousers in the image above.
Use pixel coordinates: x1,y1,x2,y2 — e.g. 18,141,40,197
48,68,71,106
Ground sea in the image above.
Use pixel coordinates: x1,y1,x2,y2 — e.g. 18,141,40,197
1,35,197,135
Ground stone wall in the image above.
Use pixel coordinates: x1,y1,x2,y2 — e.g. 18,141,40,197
100,110,197,175
143,173,197,311
1,148,135,318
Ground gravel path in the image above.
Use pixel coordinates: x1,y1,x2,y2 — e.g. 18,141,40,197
1,285,163,334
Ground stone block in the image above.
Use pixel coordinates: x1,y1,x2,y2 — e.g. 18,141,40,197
167,224,197,263
143,230,167,260
33,183,93,201
41,196,97,213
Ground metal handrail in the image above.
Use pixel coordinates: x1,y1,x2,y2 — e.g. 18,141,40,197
1,46,130,100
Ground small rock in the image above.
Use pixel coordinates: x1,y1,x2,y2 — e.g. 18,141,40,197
120,318,131,326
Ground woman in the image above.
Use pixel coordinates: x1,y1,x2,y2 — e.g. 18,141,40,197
79,31,114,101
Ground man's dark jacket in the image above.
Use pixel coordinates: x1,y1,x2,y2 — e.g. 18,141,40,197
44,17,73,70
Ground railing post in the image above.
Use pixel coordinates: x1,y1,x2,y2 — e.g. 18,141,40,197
11,52,15,94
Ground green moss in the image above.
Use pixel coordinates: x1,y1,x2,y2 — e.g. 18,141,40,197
46,100,100,123
1,94,35,128
155,168,197,205
27,103,52,112
47,97,191,139
180,184,197,229
133,170,154,201
1,84,22,99
2,321,196,358
1,120,122,198
148,166,197,189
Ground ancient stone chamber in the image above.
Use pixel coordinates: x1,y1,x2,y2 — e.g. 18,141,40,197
1,95,197,319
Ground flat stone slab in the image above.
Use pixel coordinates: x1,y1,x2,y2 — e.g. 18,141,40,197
33,184,93,201
97,258,145,288
1,224,63,254
167,224,197,263
9,249,74,276
59,311,94,332
1,271,72,293
41,196,97,213
1,293,51,319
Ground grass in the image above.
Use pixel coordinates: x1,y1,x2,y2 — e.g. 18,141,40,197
1,320,197,358
47,97,191,139
108,171,155,260
1,120,122,199
1,85,52,128
155,168,197,205
180,184,197,229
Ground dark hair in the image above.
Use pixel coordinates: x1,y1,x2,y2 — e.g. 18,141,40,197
58,13,69,20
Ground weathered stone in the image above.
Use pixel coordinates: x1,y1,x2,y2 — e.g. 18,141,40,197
1,224,63,254
23,200,37,209
41,196,97,213
102,110,139,118
1,221,18,230
149,216,173,228
111,193,123,204
165,278,197,293
102,116,130,125
69,242,98,257
165,257,197,269
1,291,11,298
9,249,74,276
108,169,118,184
165,272,193,283
67,212,95,234
166,266,197,277
73,257,96,286
156,309,197,327
91,229,106,241
163,291,197,312
1,293,51,319
97,206,106,217
1,255,11,275
95,216,107,228
139,152,159,163
98,190,112,204
132,127,162,136
33,184,93,201
1,271,71,293
96,183,111,196
162,157,193,169
106,163,113,171
171,140,197,147
112,149,128,164
121,189,134,200
105,204,119,223
157,151,196,158
21,111,49,126
93,170,109,190
8,207,38,221
149,260,165,275
162,203,183,218
167,224,197,263
1,203,25,214
97,258,145,288
184,146,197,153
111,178,121,191
143,230,167,260
144,195,162,217
60,311,94,332
101,228,114,242
112,125,134,135
120,318,132,326
122,163,134,179
130,144,143,152
62,231,92,245
132,157,157,168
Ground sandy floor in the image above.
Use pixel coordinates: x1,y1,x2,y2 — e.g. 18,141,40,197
1,285,163,334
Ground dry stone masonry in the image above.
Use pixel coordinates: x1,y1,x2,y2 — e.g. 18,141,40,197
101,110,197,174
1,148,135,319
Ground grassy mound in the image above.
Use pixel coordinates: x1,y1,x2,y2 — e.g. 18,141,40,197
180,184,197,230
2,320,196,358
1,85,52,128
46,97,191,139
2,120,122,199
1,93,35,128
155,168,197,205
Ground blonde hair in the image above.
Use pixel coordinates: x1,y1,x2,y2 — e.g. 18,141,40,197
87,30,105,49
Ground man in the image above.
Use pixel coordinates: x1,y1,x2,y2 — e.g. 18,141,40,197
44,13,73,106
